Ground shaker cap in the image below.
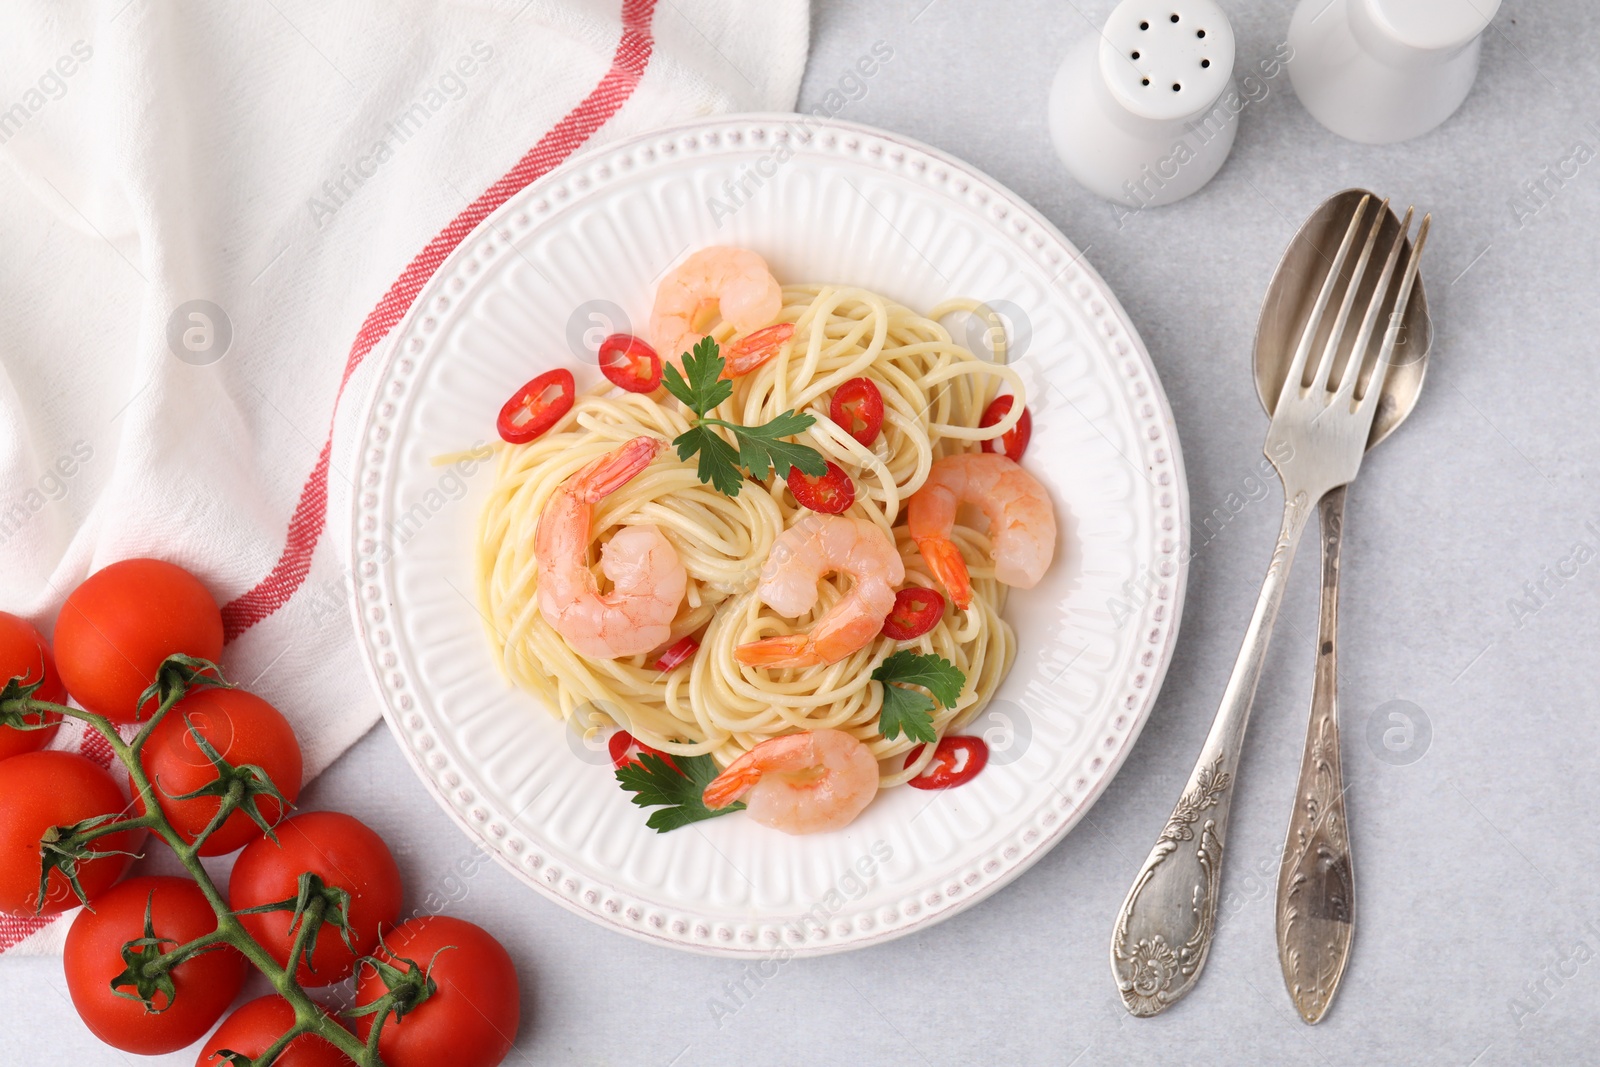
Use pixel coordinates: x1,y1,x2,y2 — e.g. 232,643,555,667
1097,0,1236,122
1363,0,1502,53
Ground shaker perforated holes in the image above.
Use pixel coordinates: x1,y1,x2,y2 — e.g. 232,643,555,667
1097,0,1235,121
1050,0,1239,204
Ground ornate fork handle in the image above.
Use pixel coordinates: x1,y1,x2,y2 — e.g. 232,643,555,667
1110,487,1315,1017
1276,485,1355,1023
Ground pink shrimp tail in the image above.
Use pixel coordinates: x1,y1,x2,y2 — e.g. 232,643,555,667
702,761,762,810
702,733,819,809
570,436,663,502
733,633,823,669
916,536,972,610
720,323,796,379
703,769,761,810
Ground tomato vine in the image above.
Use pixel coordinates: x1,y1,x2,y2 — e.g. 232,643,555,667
0,656,427,1067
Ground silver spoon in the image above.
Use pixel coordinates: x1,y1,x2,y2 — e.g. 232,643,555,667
1109,193,1429,1017
1254,189,1432,1024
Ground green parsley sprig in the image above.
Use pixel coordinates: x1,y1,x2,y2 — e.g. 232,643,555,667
871,650,966,744
661,337,827,496
615,750,745,833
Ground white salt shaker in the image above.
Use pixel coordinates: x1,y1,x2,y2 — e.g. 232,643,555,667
1048,0,1239,209
1287,0,1501,144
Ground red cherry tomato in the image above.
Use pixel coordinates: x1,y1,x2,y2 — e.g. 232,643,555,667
355,915,520,1067
230,812,402,987
598,333,663,393
608,730,678,773
65,876,248,1055
0,751,141,916
196,995,355,1067
653,636,699,672
0,610,65,759
903,735,989,790
53,558,223,723
136,687,303,856
881,586,946,641
979,395,1033,460
829,377,885,447
786,460,855,514
496,368,575,444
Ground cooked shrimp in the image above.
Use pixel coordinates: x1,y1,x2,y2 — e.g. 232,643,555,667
907,452,1056,610
702,729,879,834
535,436,687,659
720,323,795,378
734,514,904,668
650,246,783,364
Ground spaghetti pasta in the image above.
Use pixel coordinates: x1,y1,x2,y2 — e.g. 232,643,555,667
475,282,1030,789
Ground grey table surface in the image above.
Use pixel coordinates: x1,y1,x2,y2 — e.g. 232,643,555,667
7,0,1600,1063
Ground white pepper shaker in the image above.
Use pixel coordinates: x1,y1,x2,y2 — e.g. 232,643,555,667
1048,0,1239,209
1287,0,1501,144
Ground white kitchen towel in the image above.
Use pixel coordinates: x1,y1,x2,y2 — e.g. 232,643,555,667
0,0,808,955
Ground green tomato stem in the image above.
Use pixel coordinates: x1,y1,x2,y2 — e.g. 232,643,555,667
252,1018,311,1066
128,685,183,756
4,688,389,1067
364,999,389,1061
147,926,231,973
283,893,325,980
68,813,157,845
184,776,246,853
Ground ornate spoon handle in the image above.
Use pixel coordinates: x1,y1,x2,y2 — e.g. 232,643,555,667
1275,485,1355,1024
1111,488,1315,1017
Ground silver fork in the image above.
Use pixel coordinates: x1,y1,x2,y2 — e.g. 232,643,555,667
1109,195,1431,1017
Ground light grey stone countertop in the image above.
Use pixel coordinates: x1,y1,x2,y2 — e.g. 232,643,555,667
5,1,1598,1063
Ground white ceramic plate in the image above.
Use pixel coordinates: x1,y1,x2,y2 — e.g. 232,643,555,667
347,115,1187,957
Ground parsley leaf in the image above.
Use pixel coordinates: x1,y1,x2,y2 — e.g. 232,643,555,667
615,750,745,833
661,336,733,417
871,650,966,744
661,336,828,497
673,425,744,497
725,410,829,482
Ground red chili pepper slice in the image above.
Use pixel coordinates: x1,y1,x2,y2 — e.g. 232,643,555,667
786,460,855,514
598,333,663,393
608,730,678,773
903,735,989,790
881,586,946,640
653,636,700,672
979,395,1033,460
829,377,885,447
497,368,576,444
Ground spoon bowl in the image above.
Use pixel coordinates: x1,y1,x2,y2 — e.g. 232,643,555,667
1256,189,1432,1024
1254,188,1432,442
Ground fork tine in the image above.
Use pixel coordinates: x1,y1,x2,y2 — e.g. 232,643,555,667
1276,194,1371,411
1359,211,1431,415
1338,205,1412,404
1313,198,1389,395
